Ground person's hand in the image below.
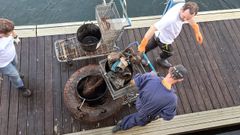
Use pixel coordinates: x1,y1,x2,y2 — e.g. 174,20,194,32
191,23,203,45
138,37,148,53
14,36,20,45
129,80,135,87
195,32,203,45
11,30,17,38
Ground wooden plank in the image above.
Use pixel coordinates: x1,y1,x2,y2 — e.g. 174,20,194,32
214,21,240,105
220,20,240,104
44,36,54,135
65,106,240,135
210,21,236,106
182,25,214,110
199,22,230,108
170,39,189,115
175,30,202,113
186,22,222,109
60,34,72,134
222,20,240,102
64,34,81,133
17,37,29,135
179,27,207,111
52,35,63,135
35,36,45,135
132,28,141,43
27,36,38,135
7,84,19,135
234,19,240,49
174,38,195,114
0,77,10,135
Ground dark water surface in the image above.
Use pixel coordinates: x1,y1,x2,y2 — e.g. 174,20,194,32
0,0,240,25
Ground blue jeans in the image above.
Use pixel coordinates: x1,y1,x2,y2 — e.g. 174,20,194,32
0,56,24,88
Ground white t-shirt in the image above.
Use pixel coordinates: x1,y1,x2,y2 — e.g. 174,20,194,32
154,3,187,44
0,36,16,68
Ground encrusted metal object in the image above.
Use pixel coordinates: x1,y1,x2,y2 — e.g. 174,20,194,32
64,65,123,122
54,37,117,62
99,44,146,101
95,1,131,44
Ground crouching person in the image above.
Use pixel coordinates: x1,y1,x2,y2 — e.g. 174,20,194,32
112,64,187,133
0,18,32,97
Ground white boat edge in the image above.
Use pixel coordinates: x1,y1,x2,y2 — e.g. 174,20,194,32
15,9,240,38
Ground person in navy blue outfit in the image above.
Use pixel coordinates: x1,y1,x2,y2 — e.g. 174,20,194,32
112,64,187,133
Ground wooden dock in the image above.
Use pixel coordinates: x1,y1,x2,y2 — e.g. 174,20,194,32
1,10,240,135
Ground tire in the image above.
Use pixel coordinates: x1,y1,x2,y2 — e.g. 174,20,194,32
64,64,123,122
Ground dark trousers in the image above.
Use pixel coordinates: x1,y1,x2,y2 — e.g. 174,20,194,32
120,112,151,130
145,36,174,60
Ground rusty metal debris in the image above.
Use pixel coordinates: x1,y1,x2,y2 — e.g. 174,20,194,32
100,17,111,31
82,75,104,98
64,65,123,122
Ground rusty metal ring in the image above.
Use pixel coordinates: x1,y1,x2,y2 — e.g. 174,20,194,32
64,64,124,122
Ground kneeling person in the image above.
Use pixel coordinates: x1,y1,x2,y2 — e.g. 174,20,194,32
112,64,187,133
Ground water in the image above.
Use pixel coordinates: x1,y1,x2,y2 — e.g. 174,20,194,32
0,0,240,25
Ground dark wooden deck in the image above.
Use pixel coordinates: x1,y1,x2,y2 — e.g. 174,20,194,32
1,19,240,135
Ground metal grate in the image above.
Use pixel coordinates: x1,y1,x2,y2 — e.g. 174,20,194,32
54,37,118,62
99,42,147,101
95,1,131,44
54,0,131,62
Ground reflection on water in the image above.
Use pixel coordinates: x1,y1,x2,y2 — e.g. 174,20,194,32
0,0,240,25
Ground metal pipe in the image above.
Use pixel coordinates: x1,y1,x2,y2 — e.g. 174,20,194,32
102,0,106,5
128,41,156,73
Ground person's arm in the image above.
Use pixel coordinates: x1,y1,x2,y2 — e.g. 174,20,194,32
188,19,203,45
11,30,20,45
133,72,156,90
138,15,174,53
138,25,157,53
129,79,135,87
11,30,17,38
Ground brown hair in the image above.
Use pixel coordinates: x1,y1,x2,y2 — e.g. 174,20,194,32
0,18,14,34
182,2,199,15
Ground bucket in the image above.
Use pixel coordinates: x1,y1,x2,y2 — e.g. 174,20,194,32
77,23,101,52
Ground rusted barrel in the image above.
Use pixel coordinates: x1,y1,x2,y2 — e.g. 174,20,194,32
77,23,101,52
64,65,123,122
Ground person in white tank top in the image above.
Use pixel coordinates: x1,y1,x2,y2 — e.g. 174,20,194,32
138,1,203,68
0,18,32,97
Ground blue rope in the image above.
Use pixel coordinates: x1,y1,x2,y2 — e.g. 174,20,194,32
128,41,157,73
162,0,174,15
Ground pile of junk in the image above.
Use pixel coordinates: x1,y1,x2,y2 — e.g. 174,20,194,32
56,0,152,123
63,42,147,123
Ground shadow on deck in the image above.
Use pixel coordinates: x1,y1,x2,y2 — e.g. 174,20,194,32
0,19,240,135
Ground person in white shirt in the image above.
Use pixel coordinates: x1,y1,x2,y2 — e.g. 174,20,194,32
138,1,203,68
0,18,32,97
